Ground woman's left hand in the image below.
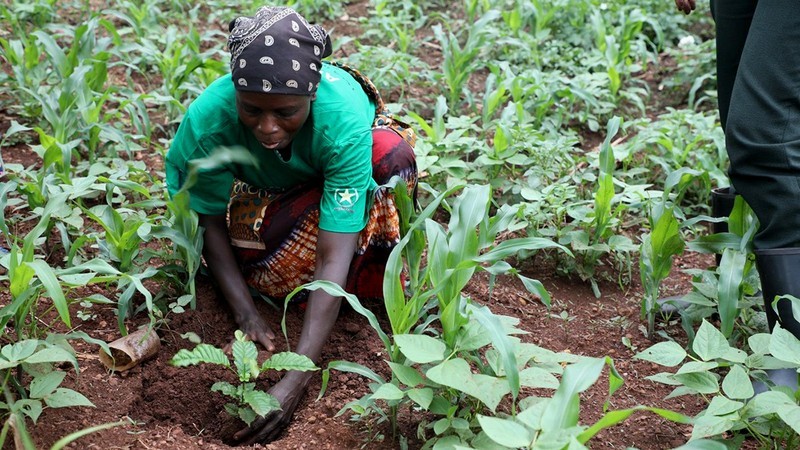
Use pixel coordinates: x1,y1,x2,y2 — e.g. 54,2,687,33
233,373,309,444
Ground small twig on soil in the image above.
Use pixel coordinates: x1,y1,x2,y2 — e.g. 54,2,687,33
421,41,442,51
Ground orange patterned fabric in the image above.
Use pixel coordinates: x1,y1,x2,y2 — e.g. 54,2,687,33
228,127,416,300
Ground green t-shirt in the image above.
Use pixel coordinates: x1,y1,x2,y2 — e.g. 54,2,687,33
165,63,377,233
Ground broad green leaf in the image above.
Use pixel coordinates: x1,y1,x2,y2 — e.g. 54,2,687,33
676,361,719,374
239,406,257,426
170,344,230,368
517,397,548,430
674,372,719,394
646,372,681,386
542,357,605,431
776,404,800,434
605,356,625,399
453,319,492,352
262,352,317,372
395,334,446,364
387,362,423,387
666,385,700,399
721,347,747,364
432,435,465,449
44,388,94,408
243,390,281,417
370,383,404,401
15,399,44,423
58,272,97,287
433,417,450,436
477,415,532,447
519,367,560,389
769,325,800,365
211,381,237,397
693,320,730,362
744,391,795,418
634,341,686,367
705,396,743,417
691,414,734,440
518,275,552,309
721,365,753,400
29,372,66,399
407,388,433,409
748,333,772,355
426,358,509,412
25,346,75,365
2,340,39,362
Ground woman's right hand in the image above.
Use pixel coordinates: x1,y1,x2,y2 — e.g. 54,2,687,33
199,213,277,353
232,313,276,352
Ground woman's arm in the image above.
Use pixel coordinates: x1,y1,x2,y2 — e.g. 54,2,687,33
199,213,276,351
235,229,359,444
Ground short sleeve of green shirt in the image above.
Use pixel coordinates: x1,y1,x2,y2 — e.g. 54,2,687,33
165,113,237,216
165,76,244,216
287,64,377,233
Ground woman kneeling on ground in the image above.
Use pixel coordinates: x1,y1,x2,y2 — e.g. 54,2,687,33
165,6,417,444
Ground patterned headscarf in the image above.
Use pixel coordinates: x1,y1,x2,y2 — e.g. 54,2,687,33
228,7,332,95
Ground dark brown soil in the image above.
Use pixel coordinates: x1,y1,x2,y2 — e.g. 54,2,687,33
9,250,713,450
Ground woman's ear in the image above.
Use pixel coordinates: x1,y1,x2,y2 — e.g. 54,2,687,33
310,93,317,102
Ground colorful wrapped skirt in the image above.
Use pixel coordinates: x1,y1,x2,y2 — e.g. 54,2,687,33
227,127,416,300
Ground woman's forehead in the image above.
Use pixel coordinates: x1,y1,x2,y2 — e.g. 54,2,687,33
236,91,311,109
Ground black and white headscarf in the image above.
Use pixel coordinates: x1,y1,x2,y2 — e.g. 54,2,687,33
228,7,332,95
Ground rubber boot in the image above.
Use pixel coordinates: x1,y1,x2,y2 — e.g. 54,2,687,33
710,186,737,265
657,187,737,316
754,248,800,337
752,248,800,394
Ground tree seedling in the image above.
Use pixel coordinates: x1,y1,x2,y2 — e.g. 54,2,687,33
170,330,318,425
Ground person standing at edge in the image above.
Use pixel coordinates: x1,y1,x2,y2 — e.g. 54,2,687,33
165,6,417,443
675,0,800,387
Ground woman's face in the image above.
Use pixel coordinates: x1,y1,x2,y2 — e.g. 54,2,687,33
236,91,313,151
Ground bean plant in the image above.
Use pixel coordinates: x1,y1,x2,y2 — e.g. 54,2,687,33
637,320,800,447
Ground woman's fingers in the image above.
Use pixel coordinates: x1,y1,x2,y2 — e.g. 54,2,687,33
254,330,276,352
674,0,696,14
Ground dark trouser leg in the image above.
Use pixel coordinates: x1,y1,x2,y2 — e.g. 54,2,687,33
710,0,756,130
725,1,800,251
725,1,800,340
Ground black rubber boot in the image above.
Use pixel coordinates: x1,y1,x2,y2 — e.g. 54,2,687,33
710,186,737,265
754,248,800,337
657,187,738,316
752,248,800,394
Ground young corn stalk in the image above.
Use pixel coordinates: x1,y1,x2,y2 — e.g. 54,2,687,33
639,168,708,339
432,10,500,111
